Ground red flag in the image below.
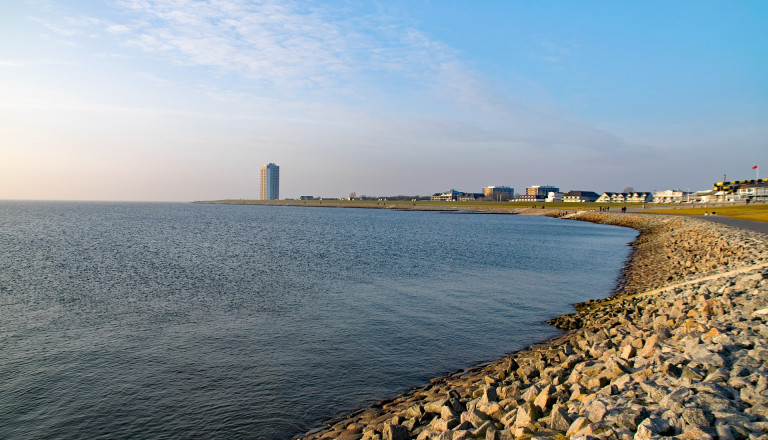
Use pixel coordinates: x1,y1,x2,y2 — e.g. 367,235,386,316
754,165,759,169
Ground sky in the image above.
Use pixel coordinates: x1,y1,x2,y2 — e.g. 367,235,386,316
1,0,767,201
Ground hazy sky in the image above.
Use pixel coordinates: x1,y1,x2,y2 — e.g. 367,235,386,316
2,1,766,201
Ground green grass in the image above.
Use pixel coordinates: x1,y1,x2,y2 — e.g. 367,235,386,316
200,198,642,210
201,198,768,222
642,204,768,223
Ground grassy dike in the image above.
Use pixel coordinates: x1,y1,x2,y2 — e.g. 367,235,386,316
641,204,768,223
285,210,768,440
199,199,768,223
200,199,622,213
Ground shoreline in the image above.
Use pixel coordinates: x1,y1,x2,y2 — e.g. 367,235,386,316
292,210,768,440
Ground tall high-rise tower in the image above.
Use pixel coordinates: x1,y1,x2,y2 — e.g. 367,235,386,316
260,163,279,200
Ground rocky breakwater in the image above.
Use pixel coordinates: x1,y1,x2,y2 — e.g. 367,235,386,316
296,213,768,440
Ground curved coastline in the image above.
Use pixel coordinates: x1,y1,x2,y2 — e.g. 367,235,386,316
295,211,768,440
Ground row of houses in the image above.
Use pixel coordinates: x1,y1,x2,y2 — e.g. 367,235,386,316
623,184,768,203
432,180,768,204
596,192,653,203
711,179,768,202
431,189,604,203
431,188,710,204
431,189,486,202
735,183,768,202
518,190,604,203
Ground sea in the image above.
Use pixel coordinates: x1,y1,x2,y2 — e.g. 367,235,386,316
0,201,636,439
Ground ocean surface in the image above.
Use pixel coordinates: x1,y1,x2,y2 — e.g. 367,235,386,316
0,202,636,439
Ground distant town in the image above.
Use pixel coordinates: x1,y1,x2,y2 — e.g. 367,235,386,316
260,163,767,204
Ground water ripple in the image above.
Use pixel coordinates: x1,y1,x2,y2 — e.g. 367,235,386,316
0,201,635,439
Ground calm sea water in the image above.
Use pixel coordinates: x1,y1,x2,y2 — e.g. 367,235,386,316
0,202,636,439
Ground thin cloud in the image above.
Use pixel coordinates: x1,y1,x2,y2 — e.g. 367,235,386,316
27,0,497,105
0,60,27,68
29,16,79,37
102,0,468,91
23,0,650,160
112,0,357,86
29,14,102,38
106,24,131,34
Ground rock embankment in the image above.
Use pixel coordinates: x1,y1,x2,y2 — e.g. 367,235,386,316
297,213,768,440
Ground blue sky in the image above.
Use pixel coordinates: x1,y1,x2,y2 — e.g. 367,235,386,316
1,0,766,201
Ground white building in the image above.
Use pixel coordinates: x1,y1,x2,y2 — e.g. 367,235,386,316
431,189,483,201
546,192,564,202
597,192,654,203
693,190,717,203
737,183,768,202
653,190,691,203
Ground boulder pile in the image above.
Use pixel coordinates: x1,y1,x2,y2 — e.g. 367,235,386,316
297,213,768,440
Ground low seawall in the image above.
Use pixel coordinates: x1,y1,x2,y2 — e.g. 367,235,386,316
295,212,768,440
